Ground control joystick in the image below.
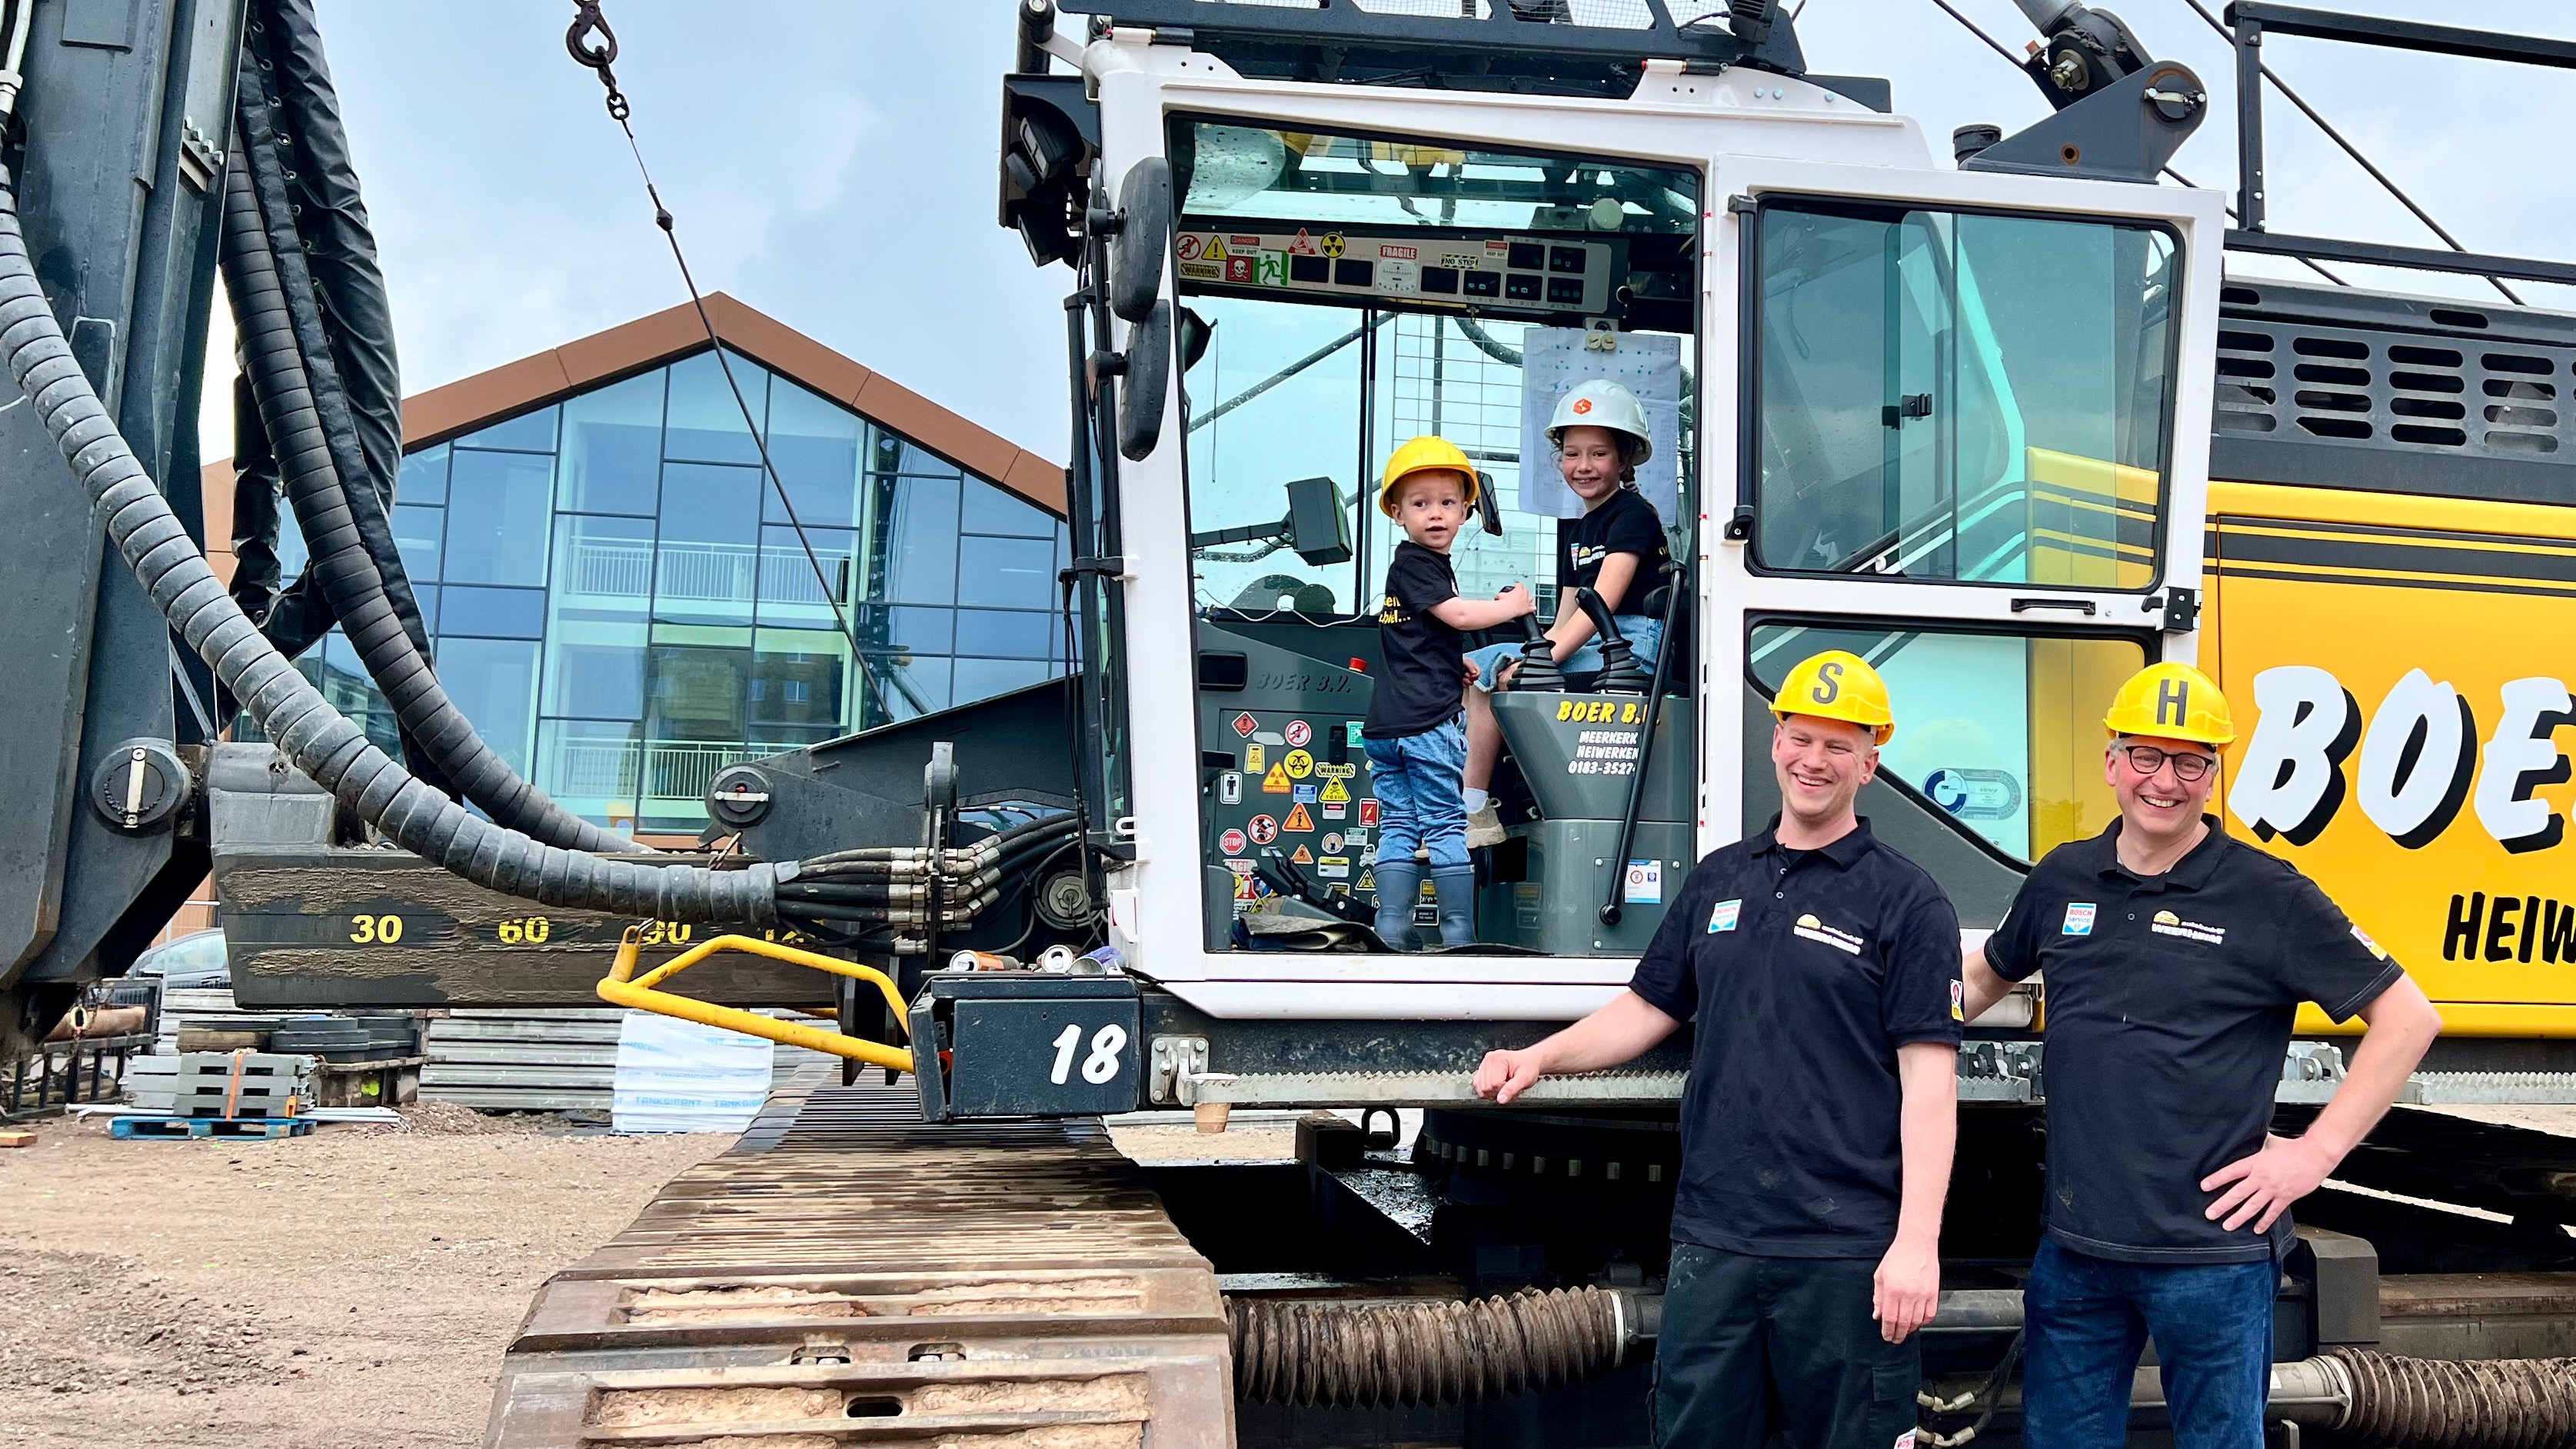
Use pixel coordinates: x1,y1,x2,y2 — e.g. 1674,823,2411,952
1573,588,1652,695
1506,611,1567,692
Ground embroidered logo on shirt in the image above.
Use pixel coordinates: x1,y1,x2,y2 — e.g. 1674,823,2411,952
2150,908,2228,946
1707,898,1742,933
2062,901,2096,936
1792,911,1866,955
2351,923,2388,960
1949,979,1966,1021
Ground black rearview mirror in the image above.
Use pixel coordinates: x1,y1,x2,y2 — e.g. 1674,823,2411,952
1474,468,1504,536
1110,158,1170,322
1117,301,1172,461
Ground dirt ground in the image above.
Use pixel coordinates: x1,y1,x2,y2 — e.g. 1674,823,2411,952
0,1108,724,1449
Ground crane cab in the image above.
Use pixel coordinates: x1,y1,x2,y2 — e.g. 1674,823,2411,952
1028,5,2225,1023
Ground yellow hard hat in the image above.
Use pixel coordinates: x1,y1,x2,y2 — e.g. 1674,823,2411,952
1377,435,1479,517
1773,650,1895,744
2104,662,2235,746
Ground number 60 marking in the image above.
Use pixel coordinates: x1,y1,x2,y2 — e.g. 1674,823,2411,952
1049,1023,1129,1085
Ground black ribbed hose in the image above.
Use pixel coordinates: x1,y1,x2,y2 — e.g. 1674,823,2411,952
218,153,624,853
1230,1288,1626,1407
2328,1347,2576,1448
0,170,774,923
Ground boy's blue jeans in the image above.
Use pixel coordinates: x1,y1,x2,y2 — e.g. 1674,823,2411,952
2022,1236,2279,1449
1363,719,1469,871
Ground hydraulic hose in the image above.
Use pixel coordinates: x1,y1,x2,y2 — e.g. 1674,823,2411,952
1229,1287,1629,1407
0,169,775,924
221,106,624,852
2326,1347,2576,1448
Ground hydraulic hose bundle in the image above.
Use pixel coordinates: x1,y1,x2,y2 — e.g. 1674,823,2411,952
781,814,1082,931
1228,1287,1629,1407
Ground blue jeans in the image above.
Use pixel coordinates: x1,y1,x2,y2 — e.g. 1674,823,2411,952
1464,615,1663,691
1363,719,1469,871
2022,1237,2278,1449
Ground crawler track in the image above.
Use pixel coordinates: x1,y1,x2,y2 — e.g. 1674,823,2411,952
485,1075,1233,1447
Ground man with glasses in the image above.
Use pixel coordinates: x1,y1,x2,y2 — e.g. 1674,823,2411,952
1961,663,2442,1447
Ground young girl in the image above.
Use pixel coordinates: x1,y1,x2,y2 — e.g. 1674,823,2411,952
1461,379,1669,841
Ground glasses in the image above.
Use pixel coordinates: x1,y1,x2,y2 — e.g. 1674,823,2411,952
2117,744,2215,783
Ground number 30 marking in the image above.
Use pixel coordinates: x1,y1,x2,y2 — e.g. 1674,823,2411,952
1049,1023,1129,1086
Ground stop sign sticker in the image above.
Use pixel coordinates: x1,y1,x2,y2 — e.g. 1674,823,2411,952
1247,814,1280,845
1220,828,1246,854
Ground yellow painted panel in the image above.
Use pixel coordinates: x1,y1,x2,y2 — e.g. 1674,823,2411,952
2027,637,2135,858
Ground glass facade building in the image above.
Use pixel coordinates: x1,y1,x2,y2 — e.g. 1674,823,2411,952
263,344,1070,837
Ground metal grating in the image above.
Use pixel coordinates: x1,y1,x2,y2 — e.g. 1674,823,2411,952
2210,281,2576,506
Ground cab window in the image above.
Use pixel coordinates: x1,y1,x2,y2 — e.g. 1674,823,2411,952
1750,621,2145,861
1750,201,2176,589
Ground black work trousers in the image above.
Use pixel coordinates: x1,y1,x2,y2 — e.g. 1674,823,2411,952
1654,1242,1920,1449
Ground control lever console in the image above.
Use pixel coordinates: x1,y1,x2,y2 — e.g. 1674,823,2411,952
1573,588,1652,695
1507,612,1568,692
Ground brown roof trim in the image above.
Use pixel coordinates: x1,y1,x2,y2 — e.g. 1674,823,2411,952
401,292,1066,515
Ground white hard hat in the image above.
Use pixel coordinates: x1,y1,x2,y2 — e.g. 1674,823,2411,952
1545,378,1652,465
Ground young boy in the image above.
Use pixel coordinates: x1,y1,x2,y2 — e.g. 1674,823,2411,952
1364,437,1536,949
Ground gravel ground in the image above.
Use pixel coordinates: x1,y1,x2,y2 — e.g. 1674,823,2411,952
0,1110,725,1449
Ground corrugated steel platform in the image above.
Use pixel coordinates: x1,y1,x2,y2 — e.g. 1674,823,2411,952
484,1075,1234,1447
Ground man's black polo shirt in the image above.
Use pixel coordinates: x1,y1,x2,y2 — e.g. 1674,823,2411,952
1986,818,2405,1264
1630,818,1963,1258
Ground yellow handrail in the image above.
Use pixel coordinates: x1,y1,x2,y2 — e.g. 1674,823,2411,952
596,928,914,1074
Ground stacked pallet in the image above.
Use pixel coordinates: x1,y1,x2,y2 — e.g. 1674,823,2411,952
422,1008,832,1114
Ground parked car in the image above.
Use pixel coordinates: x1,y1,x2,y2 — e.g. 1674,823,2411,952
129,929,229,991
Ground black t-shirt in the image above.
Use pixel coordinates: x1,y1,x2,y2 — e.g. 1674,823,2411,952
1363,541,1463,740
1629,818,1965,1258
1986,818,2405,1264
1558,486,1667,607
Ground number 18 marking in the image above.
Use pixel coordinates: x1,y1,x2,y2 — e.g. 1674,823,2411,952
1048,1022,1129,1085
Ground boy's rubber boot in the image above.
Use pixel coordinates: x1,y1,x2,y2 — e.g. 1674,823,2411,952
1430,866,1478,948
1373,861,1422,952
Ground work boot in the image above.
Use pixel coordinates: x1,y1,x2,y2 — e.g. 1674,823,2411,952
1466,803,1506,849
1373,860,1421,952
1430,866,1478,948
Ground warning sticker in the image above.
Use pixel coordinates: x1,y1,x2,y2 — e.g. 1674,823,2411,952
1258,249,1286,285
1263,763,1293,794
1377,243,1418,260
1290,228,1316,255
1284,749,1314,778
1322,831,1345,854
1319,857,1350,879
1220,828,1247,854
1283,804,1315,832
1226,256,1254,284
1291,844,1315,864
1178,261,1220,281
1232,711,1259,737
1323,802,1346,821
1315,761,1356,779
1359,867,1377,891
1320,778,1351,803
1360,798,1380,826
1293,784,1319,804
1245,743,1266,774
1285,720,1312,748
1320,232,1346,258
1219,771,1242,805
1203,236,1230,261
1176,235,1204,261
1247,814,1280,845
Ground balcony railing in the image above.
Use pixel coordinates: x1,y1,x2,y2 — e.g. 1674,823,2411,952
541,734,822,804
560,536,849,607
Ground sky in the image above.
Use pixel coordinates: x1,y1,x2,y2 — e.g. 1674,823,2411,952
198,0,2576,467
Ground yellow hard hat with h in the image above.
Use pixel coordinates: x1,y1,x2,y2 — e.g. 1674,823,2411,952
1378,435,1479,517
2105,662,2235,746
1773,650,1895,744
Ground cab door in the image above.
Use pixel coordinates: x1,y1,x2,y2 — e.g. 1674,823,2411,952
1706,158,2225,917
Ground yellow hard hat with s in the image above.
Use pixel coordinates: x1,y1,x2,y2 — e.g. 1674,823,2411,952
1378,436,1480,517
1773,650,1895,744
2104,662,2235,746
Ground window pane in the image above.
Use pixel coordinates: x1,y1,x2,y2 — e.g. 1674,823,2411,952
1182,295,1366,614
641,636,752,829
460,405,559,454
873,655,950,728
870,428,961,479
552,514,654,609
1749,622,2143,861
444,451,553,585
756,525,856,621
956,535,1057,609
751,628,849,740
655,462,762,625
545,636,647,718
1752,204,2172,588
878,475,960,605
438,585,547,639
537,718,641,830
877,604,951,655
1176,121,1699,237
392,503,444,581
438,637,541,775
664,349,767,465
953,656,1053,705
767,379,863,528
960,477,1057,538
398,444,449,505
955,608,1054,659
557,370,664,515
